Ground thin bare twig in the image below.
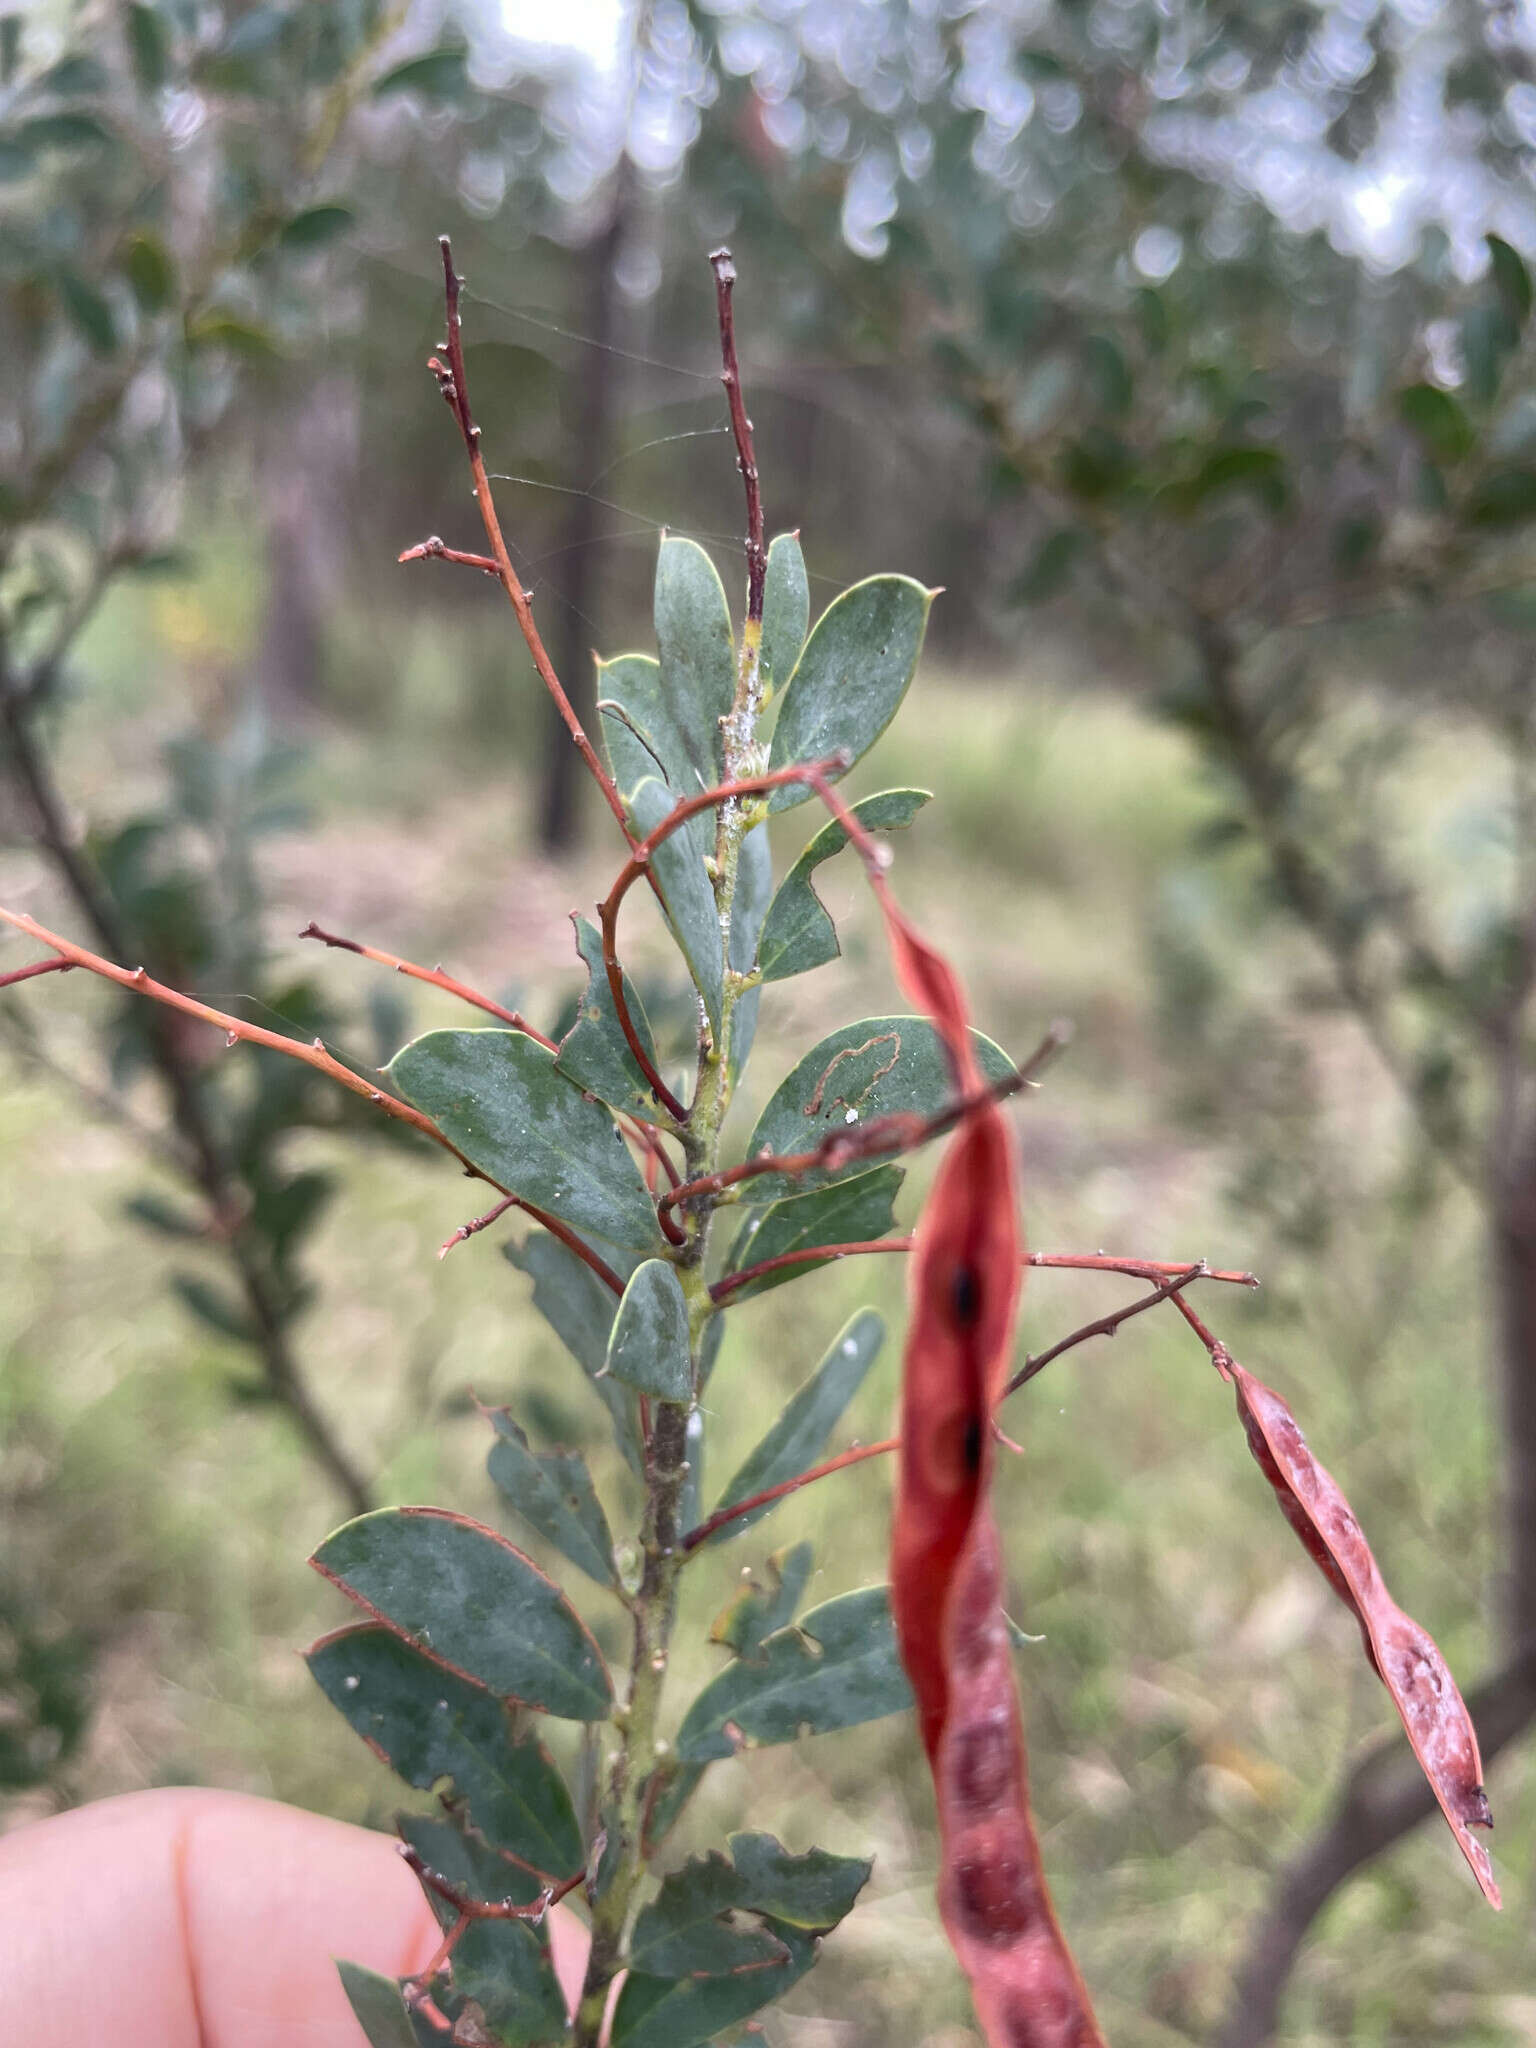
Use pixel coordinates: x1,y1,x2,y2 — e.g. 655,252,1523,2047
681,1438,899,1552
710,1240,1259,1305
0,956,74,990
299,921,543,1036
430,238,635,841
397,534,499,578
1005,1264,1206,1397
709,248,765,625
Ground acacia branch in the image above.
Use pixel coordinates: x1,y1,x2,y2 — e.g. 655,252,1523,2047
430,238,635,842
397,534,499,578
0,906,465,1161
0,956,74,990
710,1242,1258,1304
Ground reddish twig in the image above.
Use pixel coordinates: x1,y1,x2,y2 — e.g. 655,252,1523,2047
400,1842,586,1997
709,248,765,625
398,534,500,577
663,1025,1069,1230
300,918,678,1192
1004,1264,1206,1397
711,1241,1259,1305
597,756,850,1130
299,920,548,1039
0,905,465,1160
439,1192,519,1260
681,1437,898,1552
429,239,635,843
0,955,74,990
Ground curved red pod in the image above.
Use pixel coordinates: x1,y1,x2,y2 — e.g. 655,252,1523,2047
1225,1355,1500,1908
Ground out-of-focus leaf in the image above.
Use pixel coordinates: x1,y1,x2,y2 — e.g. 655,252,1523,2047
171,1273,255,1342
761,533,809,693
675,1586,912,1761
655,535,736,782
306,1623,582,1878
123,1193,202,1239
486,1411,616,1588
503,1235,643,1473
1008,526,1086,605
604,1258,691,1402
123,233,177,314
21,112,114,152
744,1015,1016,1201
387,1027,662,1253
767,577,933,812
279,203,355,250
311,1507,613,1721
756,789,929,983
1398,383,1475,464
55,271,117,355
184,312,279,358
126,5,170,92
1466,468,1536,527
1489,234,1533,326
554,913,667,1123
372,46,469,102
723,1166,903,1302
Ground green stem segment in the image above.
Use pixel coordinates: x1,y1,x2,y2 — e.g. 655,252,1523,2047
570,264,769,2044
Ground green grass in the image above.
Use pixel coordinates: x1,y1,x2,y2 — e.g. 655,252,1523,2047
1,587,1528,2046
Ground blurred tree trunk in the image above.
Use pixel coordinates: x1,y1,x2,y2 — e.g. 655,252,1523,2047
255,375,356,717
538,201,628,854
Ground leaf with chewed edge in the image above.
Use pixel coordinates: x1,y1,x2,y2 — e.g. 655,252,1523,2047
756,788,930,983
311,1507,612,1722
485,1410,616,1588
675,1585,912,1761
1224,1353,1500,1906
307,1621,582,1879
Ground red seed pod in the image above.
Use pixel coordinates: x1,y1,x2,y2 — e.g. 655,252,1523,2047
1222,1353,1499,1907
881,878,1107,2045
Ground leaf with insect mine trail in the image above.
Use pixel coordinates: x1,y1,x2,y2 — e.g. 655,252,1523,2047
675,1586,912,1761
745,1015,1016,1202
723,1165,904,1301
605,1258,692,1402
485,1410,616,1589
396,1813,568,2047
306,1622,582,1880
700,1310,884,1545
311,1508,613,1722
503,1235,644,1475
756,788,931,983
766,576,932,811
387,1028,663,1254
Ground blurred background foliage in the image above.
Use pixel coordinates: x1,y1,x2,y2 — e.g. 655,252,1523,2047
4,0,1536,2042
